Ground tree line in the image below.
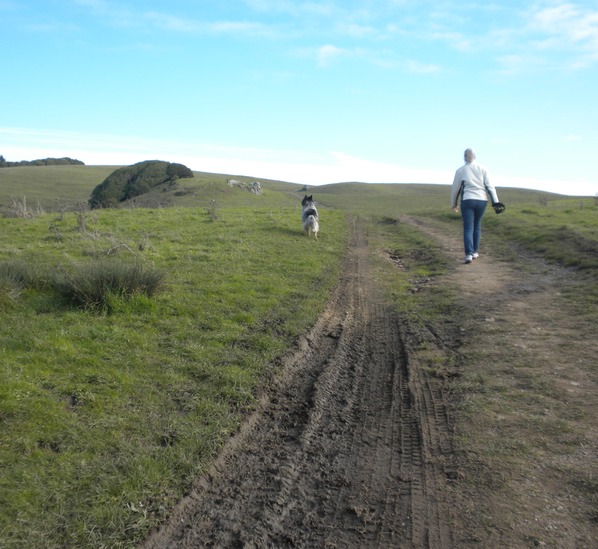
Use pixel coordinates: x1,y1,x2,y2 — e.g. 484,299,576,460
0,155,85,168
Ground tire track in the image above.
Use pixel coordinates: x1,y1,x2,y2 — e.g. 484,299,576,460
143,217,454,548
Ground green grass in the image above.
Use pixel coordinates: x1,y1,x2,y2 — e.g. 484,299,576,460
370,216,457,324
482,198,598,270
0,165,117,212
426,196,598,271
0,165,303,215
0,206,347,547
2,164,598,547
312,182,566,217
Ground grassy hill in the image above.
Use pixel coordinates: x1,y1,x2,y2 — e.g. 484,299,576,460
0,165,304,214
0,165,117,212
0,163,575,216
1,164,597,547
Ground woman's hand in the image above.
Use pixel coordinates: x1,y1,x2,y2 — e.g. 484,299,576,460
453,207,459,213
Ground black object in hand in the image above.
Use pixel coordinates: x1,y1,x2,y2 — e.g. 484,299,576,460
492,202,506,214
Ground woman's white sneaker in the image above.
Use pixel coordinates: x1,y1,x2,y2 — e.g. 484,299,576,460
464,254,473,264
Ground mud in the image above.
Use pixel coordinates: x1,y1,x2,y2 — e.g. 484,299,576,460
143,214,598,548
143,217,455,548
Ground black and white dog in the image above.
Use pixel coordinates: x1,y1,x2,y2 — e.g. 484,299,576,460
301,195,319,240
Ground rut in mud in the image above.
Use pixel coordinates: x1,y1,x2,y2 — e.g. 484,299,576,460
144,218,455,548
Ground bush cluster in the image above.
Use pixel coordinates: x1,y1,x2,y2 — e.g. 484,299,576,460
0,259,166,312
89,160,194,208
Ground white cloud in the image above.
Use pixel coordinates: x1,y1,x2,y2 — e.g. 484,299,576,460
316,44,346,66
75,0,277,37
143,12,201,32
495,53,544,75
429,31,471,51
526,1,598,68
337,22,375,37
405,59,441,74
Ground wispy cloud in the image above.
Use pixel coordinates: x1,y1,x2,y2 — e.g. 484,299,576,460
143,12,202,33
206,20,275,36
75,0,279,37
336,22,376,38
316,44,347,66
495,53,532,75
243,0,336,17
526,1,598,69
300,44,399,70
143,12,274,37
405,60,442,74
74,0,141,29
429,30,471,52
62,1,598,76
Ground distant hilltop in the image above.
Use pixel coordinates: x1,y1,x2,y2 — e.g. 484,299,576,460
0,155,85,167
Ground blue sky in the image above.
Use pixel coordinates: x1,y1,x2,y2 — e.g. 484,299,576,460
1,1,597,195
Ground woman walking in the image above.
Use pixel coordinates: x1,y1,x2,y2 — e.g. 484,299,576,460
451,148,500,264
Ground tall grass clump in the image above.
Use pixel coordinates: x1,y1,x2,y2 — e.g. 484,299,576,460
0,260,51,301
51,259,166,311
0,264,23,302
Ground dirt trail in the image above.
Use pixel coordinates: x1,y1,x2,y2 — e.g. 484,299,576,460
144,214,598,548
144,217,455,548
402,214,598,548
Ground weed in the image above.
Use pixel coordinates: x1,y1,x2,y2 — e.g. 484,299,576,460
8,196,45,218
50,260,166,311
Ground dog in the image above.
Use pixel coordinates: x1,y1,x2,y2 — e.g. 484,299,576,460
301,195,319,240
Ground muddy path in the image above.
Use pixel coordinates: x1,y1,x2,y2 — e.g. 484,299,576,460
402,214,598,548
143,217,455,548
144,213,598,548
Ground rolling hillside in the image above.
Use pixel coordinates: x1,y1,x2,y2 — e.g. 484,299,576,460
0,163,572,217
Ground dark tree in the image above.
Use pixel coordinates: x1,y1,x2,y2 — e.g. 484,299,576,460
89,160,194,208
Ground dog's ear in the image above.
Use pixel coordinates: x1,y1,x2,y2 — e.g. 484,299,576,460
308,195,312,200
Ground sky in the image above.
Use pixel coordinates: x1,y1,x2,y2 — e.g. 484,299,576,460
1,0,597,196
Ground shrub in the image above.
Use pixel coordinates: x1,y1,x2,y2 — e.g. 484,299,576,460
89,160,194,208
167,162,194,179
50,260,166,311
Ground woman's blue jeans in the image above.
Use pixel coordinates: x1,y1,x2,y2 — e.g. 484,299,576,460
461,199,487,256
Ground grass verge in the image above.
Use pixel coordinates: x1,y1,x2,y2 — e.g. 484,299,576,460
0,206,347,548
